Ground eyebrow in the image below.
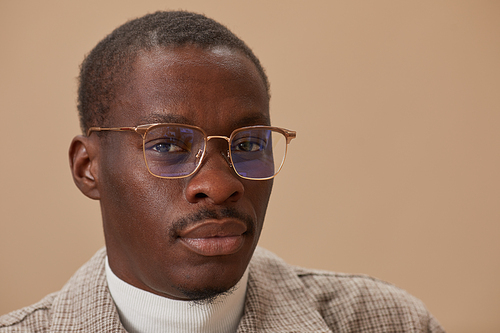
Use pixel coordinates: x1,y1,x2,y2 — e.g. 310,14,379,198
232,114,271,128
138,113,192,125
139,112,271,128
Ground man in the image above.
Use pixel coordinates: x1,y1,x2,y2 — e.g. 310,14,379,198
0,11,444,332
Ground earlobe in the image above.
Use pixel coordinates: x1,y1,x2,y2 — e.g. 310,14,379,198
69,135,100,200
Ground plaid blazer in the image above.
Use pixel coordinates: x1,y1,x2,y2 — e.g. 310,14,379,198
0,247,444,332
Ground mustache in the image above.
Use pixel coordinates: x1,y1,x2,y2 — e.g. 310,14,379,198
171,207,255,236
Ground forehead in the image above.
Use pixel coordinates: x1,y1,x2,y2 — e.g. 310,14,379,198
108,45,270,130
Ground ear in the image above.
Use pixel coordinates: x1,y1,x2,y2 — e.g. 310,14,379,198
69,135,100,200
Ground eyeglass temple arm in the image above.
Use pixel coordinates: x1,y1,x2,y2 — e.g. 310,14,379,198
86,126,139,137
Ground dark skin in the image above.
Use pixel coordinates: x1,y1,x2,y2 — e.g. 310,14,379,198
69,45,273,300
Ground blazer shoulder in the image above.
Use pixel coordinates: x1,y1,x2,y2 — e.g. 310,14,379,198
0,292,56,332
250,247,445,332
296,267,423,308
295,267,445,332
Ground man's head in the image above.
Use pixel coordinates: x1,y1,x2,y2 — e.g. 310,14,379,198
69,11,275,302
77,11,270,134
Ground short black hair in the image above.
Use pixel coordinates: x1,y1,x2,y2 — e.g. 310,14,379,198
77,11,269,134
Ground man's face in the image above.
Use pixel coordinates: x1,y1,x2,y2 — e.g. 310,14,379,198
92,45,272,300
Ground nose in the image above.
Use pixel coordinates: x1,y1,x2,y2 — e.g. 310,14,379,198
184,146,244,205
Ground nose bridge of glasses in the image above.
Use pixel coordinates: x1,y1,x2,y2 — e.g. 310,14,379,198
206,135,231,143
202,135,232,168
205,135,231,153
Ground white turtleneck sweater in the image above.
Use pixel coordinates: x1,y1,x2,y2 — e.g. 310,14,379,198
105,259,248,333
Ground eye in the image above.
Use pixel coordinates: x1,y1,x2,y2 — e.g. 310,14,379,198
234,138,266,152
145,139,189,154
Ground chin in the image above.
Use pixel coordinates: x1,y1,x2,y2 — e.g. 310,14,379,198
177,284,237,305
172,260,247,303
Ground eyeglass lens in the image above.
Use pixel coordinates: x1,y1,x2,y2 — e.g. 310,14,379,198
143,125,287,179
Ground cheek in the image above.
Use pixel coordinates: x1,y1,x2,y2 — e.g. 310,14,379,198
97,142,185,228
246,179,273,222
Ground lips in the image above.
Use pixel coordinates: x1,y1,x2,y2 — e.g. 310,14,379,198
178,220,247,256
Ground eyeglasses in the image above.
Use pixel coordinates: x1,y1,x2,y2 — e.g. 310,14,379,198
87,123,296,180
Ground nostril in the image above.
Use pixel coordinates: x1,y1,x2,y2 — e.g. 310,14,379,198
195,193,208,199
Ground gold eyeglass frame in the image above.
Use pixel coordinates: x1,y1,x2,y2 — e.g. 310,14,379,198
87,123,296,180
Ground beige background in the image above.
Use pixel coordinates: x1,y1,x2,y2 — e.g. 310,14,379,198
1,1,499,332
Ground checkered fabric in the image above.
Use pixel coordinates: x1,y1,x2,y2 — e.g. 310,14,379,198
0,247,444,332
